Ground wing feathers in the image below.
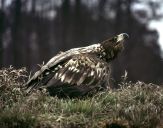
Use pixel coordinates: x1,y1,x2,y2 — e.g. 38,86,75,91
27,53,110,94
47,54,109,88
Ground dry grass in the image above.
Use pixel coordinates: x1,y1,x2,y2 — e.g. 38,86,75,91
0,67,163,128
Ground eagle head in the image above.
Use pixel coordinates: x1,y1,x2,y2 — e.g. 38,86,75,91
101,33,129,61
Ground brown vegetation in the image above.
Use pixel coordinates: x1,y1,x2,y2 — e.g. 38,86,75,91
0,67,163,128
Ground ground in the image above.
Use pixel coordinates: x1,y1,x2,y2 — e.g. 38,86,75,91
0,67,163,128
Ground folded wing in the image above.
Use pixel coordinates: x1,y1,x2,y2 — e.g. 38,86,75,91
26,53,110,96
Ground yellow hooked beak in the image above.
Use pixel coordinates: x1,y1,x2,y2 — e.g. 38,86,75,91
116,33,129,45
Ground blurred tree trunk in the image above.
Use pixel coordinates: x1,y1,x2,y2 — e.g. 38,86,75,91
11,0,22,67
61,0,70,50
0,0,4,9
73,0,82,44
0,0,5,67
126,0,133,33
25,0,37,70
31,0,36,14
98,0,106,18
114,0,123,32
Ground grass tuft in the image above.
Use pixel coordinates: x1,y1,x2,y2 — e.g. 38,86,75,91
0,67,163,127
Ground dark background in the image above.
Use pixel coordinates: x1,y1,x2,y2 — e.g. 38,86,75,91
0,0,163,85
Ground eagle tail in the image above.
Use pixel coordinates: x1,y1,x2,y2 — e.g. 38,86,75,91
25,80,42,94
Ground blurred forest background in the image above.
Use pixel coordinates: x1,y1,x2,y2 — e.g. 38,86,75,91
0,0,163,85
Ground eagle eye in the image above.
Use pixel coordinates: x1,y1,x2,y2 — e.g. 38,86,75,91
114,37,117,41
111,37,117,43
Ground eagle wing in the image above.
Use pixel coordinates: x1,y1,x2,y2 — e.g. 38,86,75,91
26,53,110,96
25,44,102,89
46,54,110,87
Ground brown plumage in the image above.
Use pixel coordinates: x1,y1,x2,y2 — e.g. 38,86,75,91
25,33,129,98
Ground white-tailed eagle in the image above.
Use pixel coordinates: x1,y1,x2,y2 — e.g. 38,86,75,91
25,33,129,98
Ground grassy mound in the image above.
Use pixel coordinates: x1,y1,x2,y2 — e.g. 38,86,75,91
0,67,163,128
